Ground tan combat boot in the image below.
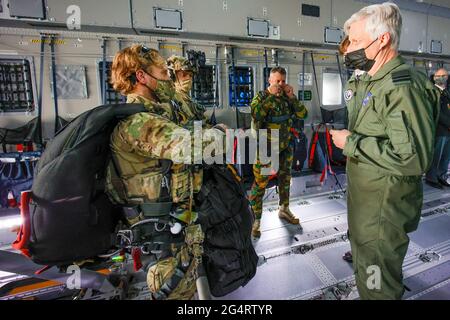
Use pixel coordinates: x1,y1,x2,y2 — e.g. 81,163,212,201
252,219,261,238
278,205,300,225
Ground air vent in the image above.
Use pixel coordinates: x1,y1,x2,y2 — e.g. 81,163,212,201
228,37,258,42
28,23,67,29
138,30,180,37
302,4,320,18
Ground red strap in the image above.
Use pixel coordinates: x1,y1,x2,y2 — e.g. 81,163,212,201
290,127,299,139
132,247,143,272
12,191,32,258
308,125,322,168
325,127,333,159
232,137,238,165
320,165,335,184
269,169,277,181
35,265,51,275
320,167,327,183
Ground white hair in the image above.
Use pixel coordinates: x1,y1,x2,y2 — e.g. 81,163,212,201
344,2,402,51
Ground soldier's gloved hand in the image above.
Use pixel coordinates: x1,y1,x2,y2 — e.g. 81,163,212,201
268,83,282,96
283,84,295,99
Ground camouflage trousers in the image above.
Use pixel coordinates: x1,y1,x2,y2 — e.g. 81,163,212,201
147,224,204,300
249,146,293,219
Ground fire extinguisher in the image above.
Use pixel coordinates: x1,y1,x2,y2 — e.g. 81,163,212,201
8,190,17,208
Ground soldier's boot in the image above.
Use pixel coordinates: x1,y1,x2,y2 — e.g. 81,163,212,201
252,219,261,238
278,205,300,225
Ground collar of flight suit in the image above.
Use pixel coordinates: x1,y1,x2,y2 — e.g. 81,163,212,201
363,55,406,83
349,56,405,130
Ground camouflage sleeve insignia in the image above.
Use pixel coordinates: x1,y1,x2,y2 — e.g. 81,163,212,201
391,69,411,85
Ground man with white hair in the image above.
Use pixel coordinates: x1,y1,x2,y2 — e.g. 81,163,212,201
330,2,440,299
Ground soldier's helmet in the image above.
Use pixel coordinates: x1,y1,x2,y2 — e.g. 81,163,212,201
167,55,197,79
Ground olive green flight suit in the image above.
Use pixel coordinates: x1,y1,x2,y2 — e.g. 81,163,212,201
343,56,440,299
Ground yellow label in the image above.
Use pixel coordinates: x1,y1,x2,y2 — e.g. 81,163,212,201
312,54,333,60
241,49,263,57
160,44,182,51
31,39,66,45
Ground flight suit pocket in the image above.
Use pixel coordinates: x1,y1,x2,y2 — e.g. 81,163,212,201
171,170,190,203
123,171,163,202
389,112,412,155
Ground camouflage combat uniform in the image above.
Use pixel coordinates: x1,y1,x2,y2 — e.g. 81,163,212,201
167,55,208,125
106,92,225,300
249,90,308,220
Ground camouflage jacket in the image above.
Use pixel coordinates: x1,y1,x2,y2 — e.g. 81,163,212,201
105,94,225,206
251,90,308,150
174,91,208,126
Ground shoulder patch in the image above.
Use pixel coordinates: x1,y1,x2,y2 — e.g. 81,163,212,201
391,69,411,85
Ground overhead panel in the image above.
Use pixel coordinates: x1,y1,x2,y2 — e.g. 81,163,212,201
324,27,343,44
427,16,450,55
331,0,366,29
154,7,183,30
8,0,46,19
247,18,269,38
399,10,428,53
45,0,132,28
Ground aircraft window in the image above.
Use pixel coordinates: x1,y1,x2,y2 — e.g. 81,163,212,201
192,65,217,107
0,58,35,112
98,61,126,105
322,72,342,106
229,66,254,107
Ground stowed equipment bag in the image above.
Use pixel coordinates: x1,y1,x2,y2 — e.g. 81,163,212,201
195,164,258,297
14,103,146,266
308,124,346,176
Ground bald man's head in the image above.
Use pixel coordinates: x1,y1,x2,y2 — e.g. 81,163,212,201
434,68,448,88
435,68,448,77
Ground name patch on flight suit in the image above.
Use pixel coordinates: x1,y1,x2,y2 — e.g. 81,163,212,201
344,89,353,102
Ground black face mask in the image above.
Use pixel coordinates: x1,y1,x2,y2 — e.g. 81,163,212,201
344,38,379,71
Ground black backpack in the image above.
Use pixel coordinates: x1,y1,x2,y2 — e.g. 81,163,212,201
15,103,146,266
196,164,258,297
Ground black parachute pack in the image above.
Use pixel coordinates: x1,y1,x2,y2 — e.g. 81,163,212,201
15,103,146,266
196,164,258,297
308,124,346,174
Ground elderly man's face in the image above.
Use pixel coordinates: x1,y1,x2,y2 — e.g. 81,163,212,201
434,68,449,87
268,72,286,88
435,69,449,78
346,18,380,60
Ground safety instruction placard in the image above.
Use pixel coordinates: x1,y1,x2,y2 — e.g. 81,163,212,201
298,73,312,86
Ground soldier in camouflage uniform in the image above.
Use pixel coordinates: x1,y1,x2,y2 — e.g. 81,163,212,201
167,55,207,124
106,45,226,299
249,67,308,237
